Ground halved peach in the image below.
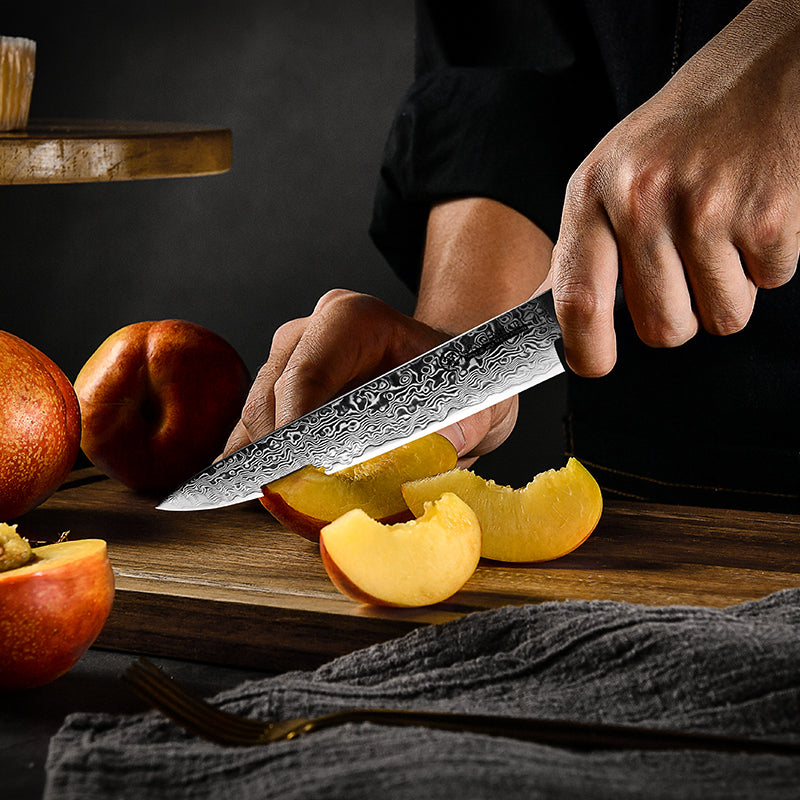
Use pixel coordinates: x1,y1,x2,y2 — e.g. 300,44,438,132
0,531,115,690
319,492,481,607
260,433,457,541
401,457,602,563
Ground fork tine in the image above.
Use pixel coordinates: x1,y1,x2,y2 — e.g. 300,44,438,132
123,659,267,745
127,660,266,737
130,659,266,735
125,675,260,746
123,663,238,744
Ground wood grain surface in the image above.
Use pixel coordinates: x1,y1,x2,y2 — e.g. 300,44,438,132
19,468,800,672
0,120,231,184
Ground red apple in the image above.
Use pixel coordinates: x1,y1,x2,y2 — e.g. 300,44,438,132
402,457,603,562
260,433,458,541
319,492,482,607
74,320,250,493
0,331,81,519
0,525,115,690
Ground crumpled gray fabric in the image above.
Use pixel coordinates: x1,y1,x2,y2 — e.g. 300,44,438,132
45,589,800,799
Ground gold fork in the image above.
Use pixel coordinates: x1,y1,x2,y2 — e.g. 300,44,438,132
123,658,800,753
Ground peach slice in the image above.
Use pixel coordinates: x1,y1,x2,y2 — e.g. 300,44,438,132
319,492,481,607
260,433,457,541
401,457,602,563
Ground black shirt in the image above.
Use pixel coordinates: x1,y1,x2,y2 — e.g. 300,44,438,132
370,0,799,511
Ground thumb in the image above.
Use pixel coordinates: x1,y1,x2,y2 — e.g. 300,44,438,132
438,396,519,467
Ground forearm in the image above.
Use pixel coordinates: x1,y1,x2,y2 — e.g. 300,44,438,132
414,197,554,336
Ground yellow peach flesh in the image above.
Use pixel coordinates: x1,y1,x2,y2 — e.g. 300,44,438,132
320,492,481,607
402,457,602,562
262,433,457,535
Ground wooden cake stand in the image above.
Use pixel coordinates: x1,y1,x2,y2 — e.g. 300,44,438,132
0,119,231,184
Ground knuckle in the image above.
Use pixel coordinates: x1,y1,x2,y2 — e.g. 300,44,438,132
314,288,379,317
567,350,616,379
313,289,394,329
553,282,606,327
749,198,790,250
571,150,673,232
621,161,673,229
742,201,798,287
240,390,271,432
271,318,302,348
314,287,355,309
703,298,753,336
683,188,729,241
566,158,611,207
751,265,794,290
635,315,695,349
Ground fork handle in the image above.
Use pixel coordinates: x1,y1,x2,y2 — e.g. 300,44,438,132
304,709,800,755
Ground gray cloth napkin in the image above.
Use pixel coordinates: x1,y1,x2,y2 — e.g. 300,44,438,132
45,589,800,800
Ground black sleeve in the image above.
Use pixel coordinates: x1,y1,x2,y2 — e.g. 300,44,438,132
369,0,616,293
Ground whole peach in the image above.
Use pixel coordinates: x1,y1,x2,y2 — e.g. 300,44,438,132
0,332,81,519
74,320,250,493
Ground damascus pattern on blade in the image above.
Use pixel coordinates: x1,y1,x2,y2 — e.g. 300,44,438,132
160,295,562,510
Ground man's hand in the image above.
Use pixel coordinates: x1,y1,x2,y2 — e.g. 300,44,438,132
551,0,800,376
224,199,553,465
222,289,519,465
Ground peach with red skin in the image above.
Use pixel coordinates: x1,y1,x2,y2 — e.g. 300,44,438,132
261,488,411,542
0,533,115,690
0,331,81,519
75,319,250,493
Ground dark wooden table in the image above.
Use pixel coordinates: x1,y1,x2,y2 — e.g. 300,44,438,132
20,468,800,672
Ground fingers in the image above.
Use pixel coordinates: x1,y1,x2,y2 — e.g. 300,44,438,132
733,194,800,290
244,316,309,436
438,395,519,468
271,289,444,429
444,396,519,460
677,229,756,337
551,25,800,378
551,180,620,377
553,154,797,377
221,419,251,458
459,396,520,463
618,233,699,347
223,289,452,457
220,316,308,456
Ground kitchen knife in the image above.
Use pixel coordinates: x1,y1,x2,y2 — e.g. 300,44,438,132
157,292,563,512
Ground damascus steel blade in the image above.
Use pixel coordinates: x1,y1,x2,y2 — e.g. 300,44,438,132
157,293,563,511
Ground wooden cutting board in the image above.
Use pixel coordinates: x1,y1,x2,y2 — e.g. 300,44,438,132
19,468,800,672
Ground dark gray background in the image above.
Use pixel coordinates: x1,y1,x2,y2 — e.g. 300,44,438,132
2,1,565,483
